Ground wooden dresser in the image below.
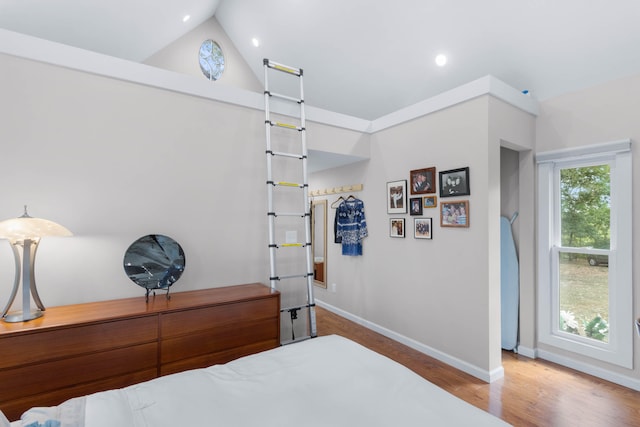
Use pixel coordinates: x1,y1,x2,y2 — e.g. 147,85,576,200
0,283,280,421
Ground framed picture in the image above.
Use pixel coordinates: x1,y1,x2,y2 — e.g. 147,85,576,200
410,167,436,194
409,197,423,216
414,217,432,239
390,218,405,238
440,200,469,228
387,180,407,214
439,167,470,197
423,195,437,208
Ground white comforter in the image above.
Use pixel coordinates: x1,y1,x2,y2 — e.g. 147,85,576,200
12,335,509,426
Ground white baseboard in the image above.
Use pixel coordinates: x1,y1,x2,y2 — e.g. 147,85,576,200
316,301,640,391
513,346,640,392
537,349,640,392
316,299,504,383
515,345,537,359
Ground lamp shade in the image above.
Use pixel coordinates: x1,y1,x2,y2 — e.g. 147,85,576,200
0,206,73,322
0,207,72,242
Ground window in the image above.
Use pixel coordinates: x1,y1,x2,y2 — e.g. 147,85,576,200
537,140,632,368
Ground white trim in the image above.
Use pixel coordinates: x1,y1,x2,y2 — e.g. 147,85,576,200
487,76,540,116
0,28,538,136
537,145,633,369
537,162,554,343
515,346,537,359
316,299,504,383
537,349,640,392
317,297,640,391
369,75,538,133
0,28,372,133
536,139,631,164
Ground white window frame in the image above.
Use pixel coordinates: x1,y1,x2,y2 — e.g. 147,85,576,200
537,140,632,368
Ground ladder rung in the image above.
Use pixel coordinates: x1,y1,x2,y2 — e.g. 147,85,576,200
267,91,303,104
269,212,307,217
279,242,308,248
268,121,303,131
269,150,304,160
281,303,315,312
270,181,305,188
265,59,302,76
272,273,310,281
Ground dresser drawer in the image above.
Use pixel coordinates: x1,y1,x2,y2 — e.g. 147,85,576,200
0,342,157,402
160,317,279,364
160,339,279,376
0,316,158,370
1,368,157,423
160,297,278,338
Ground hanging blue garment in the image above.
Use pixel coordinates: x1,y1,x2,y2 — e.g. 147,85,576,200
336,199,368,256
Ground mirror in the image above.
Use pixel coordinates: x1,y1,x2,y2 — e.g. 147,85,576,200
312,200,327,288
123,234,186,301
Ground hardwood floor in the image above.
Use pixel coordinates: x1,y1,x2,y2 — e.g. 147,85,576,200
316,306,640,426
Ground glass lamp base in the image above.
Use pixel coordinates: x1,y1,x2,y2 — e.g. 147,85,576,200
3,309,44,323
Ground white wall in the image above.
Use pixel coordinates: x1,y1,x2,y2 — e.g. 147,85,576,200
310,96,536,380
313,97,516,379
0,50,370,337
3,16,637,389
0,53,270,306
488,97,537,354
0,29,540,383
536,72,640,385
144,16,262,93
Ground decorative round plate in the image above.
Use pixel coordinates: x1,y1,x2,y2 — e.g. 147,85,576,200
123,234,185,294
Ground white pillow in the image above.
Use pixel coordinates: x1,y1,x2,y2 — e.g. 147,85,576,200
0,410,9,427
18,397,85,427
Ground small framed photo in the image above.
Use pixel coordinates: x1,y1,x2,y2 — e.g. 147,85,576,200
409,197,423,216
439,167,470,197
410,167,436,194
414,218,433,239
423,195,437,208
390,218,405,238
441,200,469,228
387,180,407,214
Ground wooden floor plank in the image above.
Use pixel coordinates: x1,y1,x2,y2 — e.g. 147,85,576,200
316,306,640,426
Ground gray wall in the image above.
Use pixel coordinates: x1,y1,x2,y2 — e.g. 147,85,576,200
312,97,535,378
6,24,638,387
0,49,524,380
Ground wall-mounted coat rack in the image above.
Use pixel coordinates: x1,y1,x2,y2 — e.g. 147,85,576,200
309,184,363,197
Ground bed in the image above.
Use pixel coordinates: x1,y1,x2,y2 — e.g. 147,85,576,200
5,335,509,426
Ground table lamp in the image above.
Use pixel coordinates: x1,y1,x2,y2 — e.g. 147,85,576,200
0,206,72,322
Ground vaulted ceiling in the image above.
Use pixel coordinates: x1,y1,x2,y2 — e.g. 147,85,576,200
2,0,640,120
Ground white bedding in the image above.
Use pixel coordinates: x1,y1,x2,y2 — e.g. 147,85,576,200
12,335,509,426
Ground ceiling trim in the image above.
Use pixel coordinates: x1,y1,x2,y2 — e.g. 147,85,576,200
369,76,539,133
0,28,538,135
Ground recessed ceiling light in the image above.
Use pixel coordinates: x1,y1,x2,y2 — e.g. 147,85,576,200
435,54,447,67
183,15,191,23
252,37,260,47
